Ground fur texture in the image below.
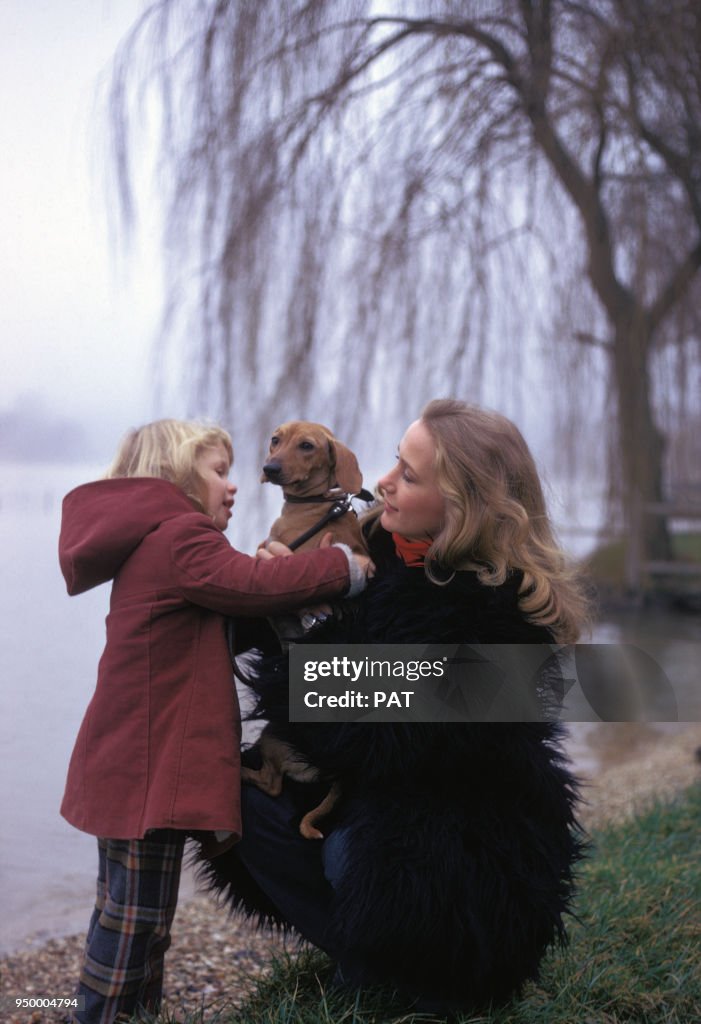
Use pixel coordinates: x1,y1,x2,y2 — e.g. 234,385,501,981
197,527,585,1007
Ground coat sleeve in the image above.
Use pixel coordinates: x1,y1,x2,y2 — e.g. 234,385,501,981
167,515,351,615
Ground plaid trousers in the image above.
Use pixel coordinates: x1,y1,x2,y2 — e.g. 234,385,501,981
73,830,185,1024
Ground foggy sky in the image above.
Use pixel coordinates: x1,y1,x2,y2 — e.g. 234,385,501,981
1,1,166,462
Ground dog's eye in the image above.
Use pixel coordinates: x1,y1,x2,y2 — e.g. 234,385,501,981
299,441,315,451
270,436,280,448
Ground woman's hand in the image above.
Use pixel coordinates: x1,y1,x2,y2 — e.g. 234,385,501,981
298,602,334,631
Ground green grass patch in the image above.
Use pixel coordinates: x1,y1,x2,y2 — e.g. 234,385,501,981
672,532,701,562
585,530,701,591
143,785,701,1024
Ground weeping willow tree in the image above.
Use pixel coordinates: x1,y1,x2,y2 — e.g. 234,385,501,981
110,0,701,567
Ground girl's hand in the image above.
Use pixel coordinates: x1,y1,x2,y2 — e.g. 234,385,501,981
256,540,294,560
353,552,376,579
257,532,375,580
320,531,376,579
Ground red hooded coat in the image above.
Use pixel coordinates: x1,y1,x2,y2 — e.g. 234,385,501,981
58,477,350,841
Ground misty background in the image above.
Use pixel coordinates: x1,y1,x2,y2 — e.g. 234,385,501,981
1,1,162,467
2,0,700,957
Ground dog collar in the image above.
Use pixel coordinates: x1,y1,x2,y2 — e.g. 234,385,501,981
283,487,374,505
283,491,345,504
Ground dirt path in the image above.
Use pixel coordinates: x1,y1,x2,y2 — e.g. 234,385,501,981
574,722,701,831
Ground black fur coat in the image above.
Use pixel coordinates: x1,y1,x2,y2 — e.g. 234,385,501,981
199,528,585,1007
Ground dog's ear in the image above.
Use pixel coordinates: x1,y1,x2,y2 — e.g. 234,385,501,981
329,440,363,494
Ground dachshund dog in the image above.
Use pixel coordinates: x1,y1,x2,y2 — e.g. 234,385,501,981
241,421,369,838
259,420,369,555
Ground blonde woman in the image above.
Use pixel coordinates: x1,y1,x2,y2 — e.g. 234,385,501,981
201,399,589,1013
58,419,370,1024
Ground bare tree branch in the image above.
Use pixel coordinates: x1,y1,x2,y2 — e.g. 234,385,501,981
109,0,701,561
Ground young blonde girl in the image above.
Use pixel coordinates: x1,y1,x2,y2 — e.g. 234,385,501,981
59,419,369,1024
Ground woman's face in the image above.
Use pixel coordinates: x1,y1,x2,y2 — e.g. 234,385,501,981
377,419,445,540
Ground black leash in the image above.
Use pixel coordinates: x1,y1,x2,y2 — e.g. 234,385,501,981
283,488,374,551
287,495,355,551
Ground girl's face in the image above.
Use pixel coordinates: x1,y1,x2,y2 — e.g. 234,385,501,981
197,443,237,531
377,420,445,540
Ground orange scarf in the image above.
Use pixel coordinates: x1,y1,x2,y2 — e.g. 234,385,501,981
392,532,431,567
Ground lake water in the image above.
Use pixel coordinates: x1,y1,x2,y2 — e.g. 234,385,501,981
1,462,699,954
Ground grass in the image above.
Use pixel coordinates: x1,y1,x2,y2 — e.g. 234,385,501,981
137,784,701,1024
584,530,701,593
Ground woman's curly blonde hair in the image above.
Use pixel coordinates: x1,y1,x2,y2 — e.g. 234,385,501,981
106,418,233,514
381,399,589,643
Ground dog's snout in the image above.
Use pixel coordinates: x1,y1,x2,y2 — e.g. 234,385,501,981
263,461,283,480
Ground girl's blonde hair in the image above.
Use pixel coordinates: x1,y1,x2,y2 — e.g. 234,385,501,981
372,399,590,643
106,419,233,513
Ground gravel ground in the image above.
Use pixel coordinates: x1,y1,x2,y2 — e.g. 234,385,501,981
2,724,700,1024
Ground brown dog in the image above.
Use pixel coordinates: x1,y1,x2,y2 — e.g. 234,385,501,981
260,420,369,555
242,421,369,838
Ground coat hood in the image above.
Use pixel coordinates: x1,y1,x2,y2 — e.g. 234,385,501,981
59,477,198,595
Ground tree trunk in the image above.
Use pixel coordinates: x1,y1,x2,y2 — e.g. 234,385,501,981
611,312,672,590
